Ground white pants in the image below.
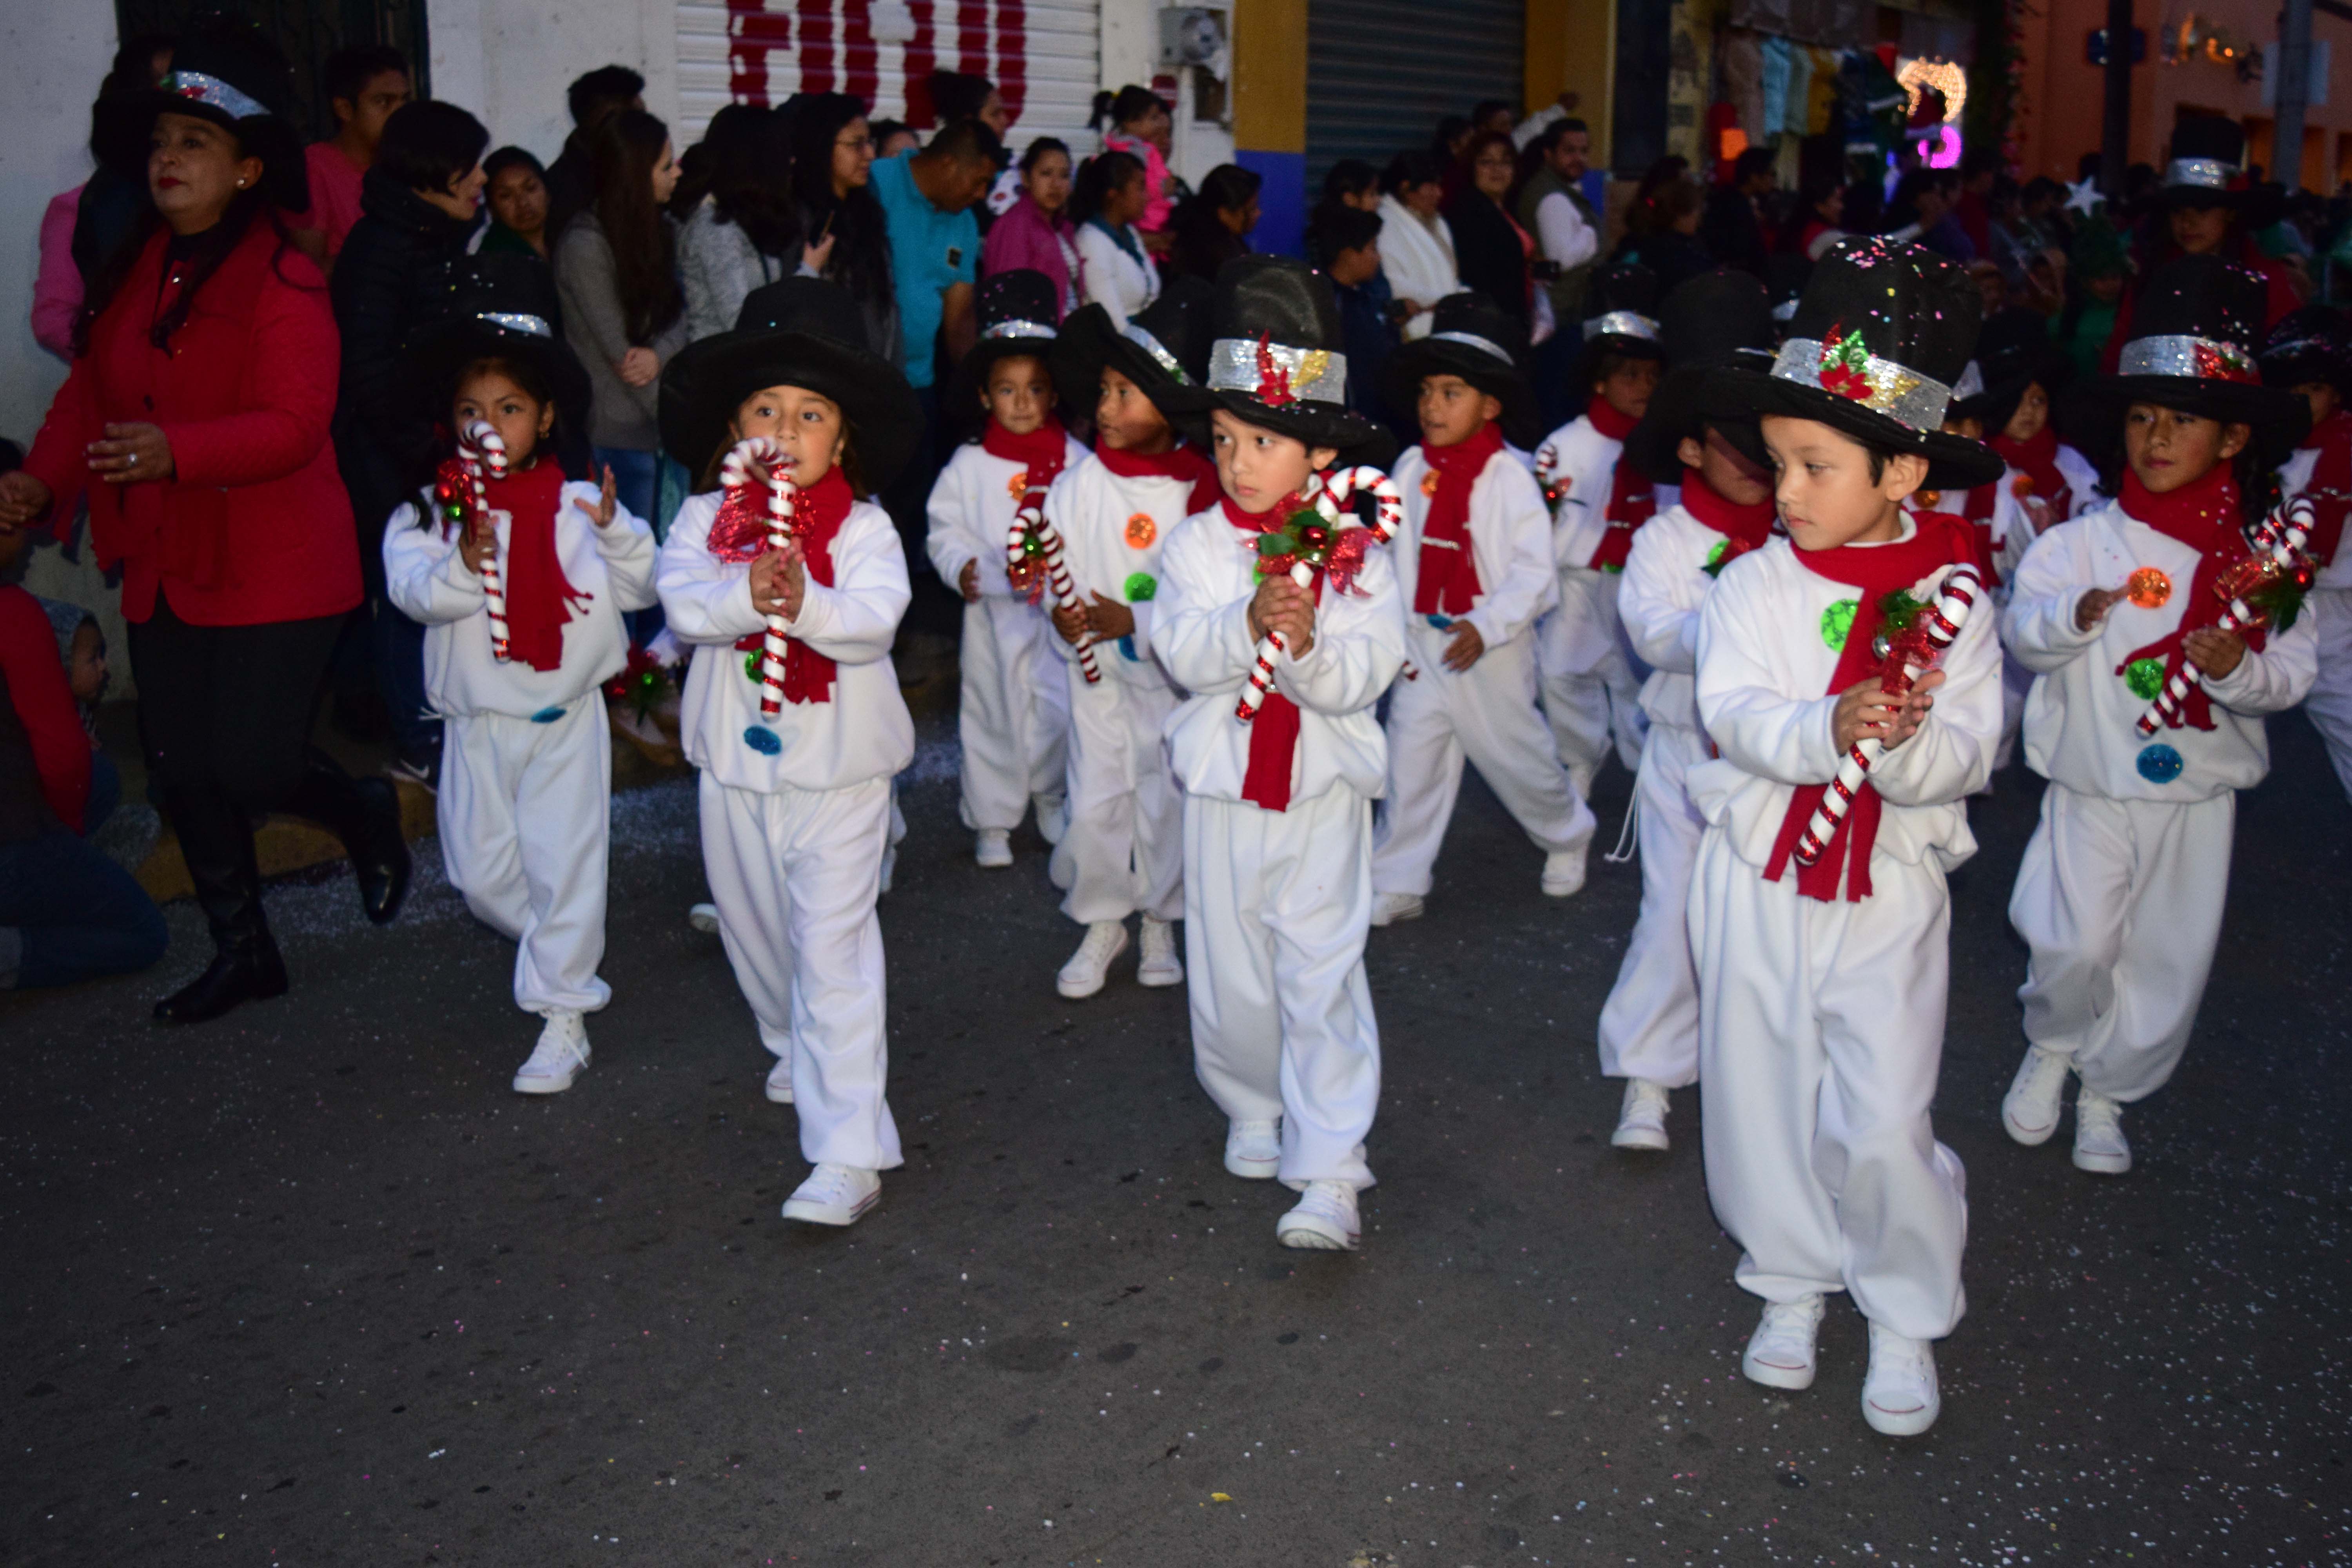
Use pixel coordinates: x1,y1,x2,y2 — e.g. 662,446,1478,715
1537,566,1646,785
2009,782,2233,1103
2301,587,2352,804
958,596,1069,832
439,699,612,1015
1992,647,2033,775
1691,829,1968,1339
1595,719,1708,1086
1052,672,1183,924
700,773,904,1172
1372,628,1594,897
1184,788,1380,1190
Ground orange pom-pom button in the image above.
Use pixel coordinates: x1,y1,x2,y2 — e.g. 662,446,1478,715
2127,567,2172,608
1124,513,1156,548
1420,470,1441,497
1006,470,1029,500
2011,474,2034,498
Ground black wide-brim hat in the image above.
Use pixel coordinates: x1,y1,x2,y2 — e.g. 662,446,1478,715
659,277,923,488
1202,255,1394,470
1949,307,2074,433
945,268,1067,430
1051,275,1221,425
2154,116,2271,218
1381,292,1540,448
2062,253,2310,466
396,253,591,438
96,17,310,212
1706,236,2005,492
1575,261,1666,385
1625,270,1777,482
2259,304,2350,394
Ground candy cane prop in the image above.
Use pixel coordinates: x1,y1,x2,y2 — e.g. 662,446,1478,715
1533,440,1568,506
720,436,799,720
1793,563,1984,867
1234,465,1406,722
457,420,511,661
2133,496,2313,736
1005,502,1101,685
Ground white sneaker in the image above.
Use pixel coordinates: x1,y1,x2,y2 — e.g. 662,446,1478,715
1370,891,1425,927
974,828,1014,869
512,1010,591,1094
1541,849,1587,897
1276,1180,1360,1250
1610,1078,1671,1151
780,1163,881,1226
1861,1323,1941,1436
1034,794,1070,845
1056,920,1130,998
2073,1087,2132,1174
2002,1044,2071,1146
765,1056,794,1104
1224,1118,1281,1179
1137,916,1184,987
1740,1294,1824,1390
687,902,720,934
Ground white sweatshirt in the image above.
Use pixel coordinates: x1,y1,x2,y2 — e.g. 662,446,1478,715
2000,498,2316,802
1617,501,1736,732
1376,194,1463,341
924,433,1093,599
1155,504,1408,806
383,478,657,719
656,490,915,794
1535,413,1627,572
1041,452,1200,690
1386,443,1559,650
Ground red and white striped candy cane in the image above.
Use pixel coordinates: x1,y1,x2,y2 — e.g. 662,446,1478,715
458,420,511,660
1533,440,1567,506
1793,563,1984,867
1005,503,1101,685
720,436,799,720
1234,465,1404,722
2134,496,2312,737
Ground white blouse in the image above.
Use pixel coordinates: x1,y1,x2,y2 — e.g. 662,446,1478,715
1075,221,1162,329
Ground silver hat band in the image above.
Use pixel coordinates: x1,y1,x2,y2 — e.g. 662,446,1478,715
479,311,553,338
2165,157,2234,191
1207,336,1348,405
983,319,1058,341
1120,323,1191,383
2262,334,2337,364
1583,310,1661,343
162,70,270,122
1951,361,1985,401
2116,333,2258,384
1771,299,1798,322
1772,336,1955,433
1428,330,1516,367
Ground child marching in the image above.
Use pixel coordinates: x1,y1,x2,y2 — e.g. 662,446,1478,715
1691,240,2005,1435
2261,307,2352,802
1368,293,1594,924
655,279,922,1227
383,257,657,1093
1154,256,1406,1251
2000,256,2317,1176
925,269,1080,867
1038,278,1223,997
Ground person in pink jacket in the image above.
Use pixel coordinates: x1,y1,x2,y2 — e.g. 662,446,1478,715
980,138,1079,316
1093,86,1176,239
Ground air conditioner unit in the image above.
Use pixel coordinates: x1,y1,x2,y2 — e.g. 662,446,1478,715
1159,7,1227,70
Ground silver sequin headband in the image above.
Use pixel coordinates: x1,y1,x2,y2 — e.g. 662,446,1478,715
1771,330,1955,433
1122,323,1191,383
2117,333,2258,384
1207,336,1348,405
1583,310,1660,343
2165,157,2234,191
161,70,270,122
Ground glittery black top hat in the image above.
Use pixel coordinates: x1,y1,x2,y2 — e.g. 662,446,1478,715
97,15,309,211
2259,305,2350,396
397,252,590,437
1579,261,1665,375
1626,269,1777,483
1949,307,2073,434
947,269,1066,428
1202,254,1394,468
2159,117,2256,211
1053,274,1220,425
1381,292,1539,448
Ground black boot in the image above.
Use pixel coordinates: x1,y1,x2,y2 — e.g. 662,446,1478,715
286,749,411,924
154,787,288,1025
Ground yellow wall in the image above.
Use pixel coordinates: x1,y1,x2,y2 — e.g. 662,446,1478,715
1525,0,1615,165
1233,0,1308,152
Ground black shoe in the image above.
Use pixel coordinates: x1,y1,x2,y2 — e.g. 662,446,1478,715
154,784,290,1025
153,937,289,1025
287,751,412,925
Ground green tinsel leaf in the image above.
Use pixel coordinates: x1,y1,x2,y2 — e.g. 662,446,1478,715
1876,588,1926,633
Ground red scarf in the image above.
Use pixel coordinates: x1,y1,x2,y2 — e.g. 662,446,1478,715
1413,423,1503,616
1584,399,1656,570
1222,492,1315,812
1098,439,1223,515
1679,465,1776,561
982,416,1073,504
710,465,857,705
435,457,588,673
2113,464,2259,733
1992,424,2072,525
1762,512,1978,903
2296,409,2352,567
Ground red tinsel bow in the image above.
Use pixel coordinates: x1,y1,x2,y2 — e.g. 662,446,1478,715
708,470,813,563
1254,333,1296,407
432,457,477,539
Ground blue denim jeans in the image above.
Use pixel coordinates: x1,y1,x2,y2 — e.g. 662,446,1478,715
0,828,169,988
595,445,667,643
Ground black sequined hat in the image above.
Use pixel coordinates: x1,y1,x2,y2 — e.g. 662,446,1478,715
1577,262,1665,386
2157,116,2259,212
1202,254,1394,469
96,15,309,211
1626,269,1777,483
1707,236,2004,490
1052,274,1219,425
397,252,589,437
1949,307,2074,434
1381,292,1540,448
946,269,1066,429
2259,304,2351,396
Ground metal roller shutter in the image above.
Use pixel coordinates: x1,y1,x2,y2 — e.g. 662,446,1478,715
676,0,1102,156
1306,0,1526,188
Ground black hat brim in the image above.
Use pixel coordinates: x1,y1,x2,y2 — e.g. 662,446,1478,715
1050,306,1220,425
396,318,594,456
1577,332,1667,388
2260,347,2349,394
99,90,309,211
2058,374,2310,468
660,328,923,490
1710,365,2006,491
944,333,1067,432
1625,356,1771,484
1201,391,1396,473
1379,337,1539,450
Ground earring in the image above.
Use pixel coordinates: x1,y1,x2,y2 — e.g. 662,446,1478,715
235,178,247,188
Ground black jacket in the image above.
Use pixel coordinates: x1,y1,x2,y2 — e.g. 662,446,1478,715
1445,191,1532,325
1700,187,1768,277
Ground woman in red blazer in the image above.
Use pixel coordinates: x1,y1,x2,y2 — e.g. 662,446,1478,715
0,20,410,1024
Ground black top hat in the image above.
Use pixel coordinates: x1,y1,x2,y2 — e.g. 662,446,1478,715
397,253,589,440
1707,236,2004,490
2158,117,2258,212
1579,262,1666,374
2062,254,2310,465
1626,270,1777,483
1202,255,1395,470
1052,274,1220,425
659,276,924,488
1765,252,1812,336
1381,292,1540,448
946,269,1066,430
2259,304,2351,395
1949,307,2073,434
97,16,309,212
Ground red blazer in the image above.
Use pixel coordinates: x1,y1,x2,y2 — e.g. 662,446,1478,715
25,222,361,627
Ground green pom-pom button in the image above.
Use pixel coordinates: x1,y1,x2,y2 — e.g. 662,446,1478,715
1123,572,1158,603
2123,657,2166,700
1820,598,1858,652
1705,539,1728,568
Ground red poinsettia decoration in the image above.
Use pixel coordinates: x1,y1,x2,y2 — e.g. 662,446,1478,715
2192,340,2256,384
1254,333,1296,407
1816,323,1875,403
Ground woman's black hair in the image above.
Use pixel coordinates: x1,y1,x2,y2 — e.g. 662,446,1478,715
587,107,685,341
1019,135,1070,176
483,145,546,197
1428,115,1470,163
1071,149,1145,225
1323,159,1378,203
926,70,996,126
374,100,489,196
1089,85,1165,133
1194,163,1262,216
698,104,799,256
411,354,565,525
788,93,893,311
1470,98,1514,130
1383,150,1444,196
1308,201,1381,267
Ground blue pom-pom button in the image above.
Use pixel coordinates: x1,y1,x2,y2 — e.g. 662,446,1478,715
2135,743,2184,784
742,725,783,755
529,706,565,724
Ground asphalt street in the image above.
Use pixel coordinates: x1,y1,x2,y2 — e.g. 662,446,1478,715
5,710,2350,1568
